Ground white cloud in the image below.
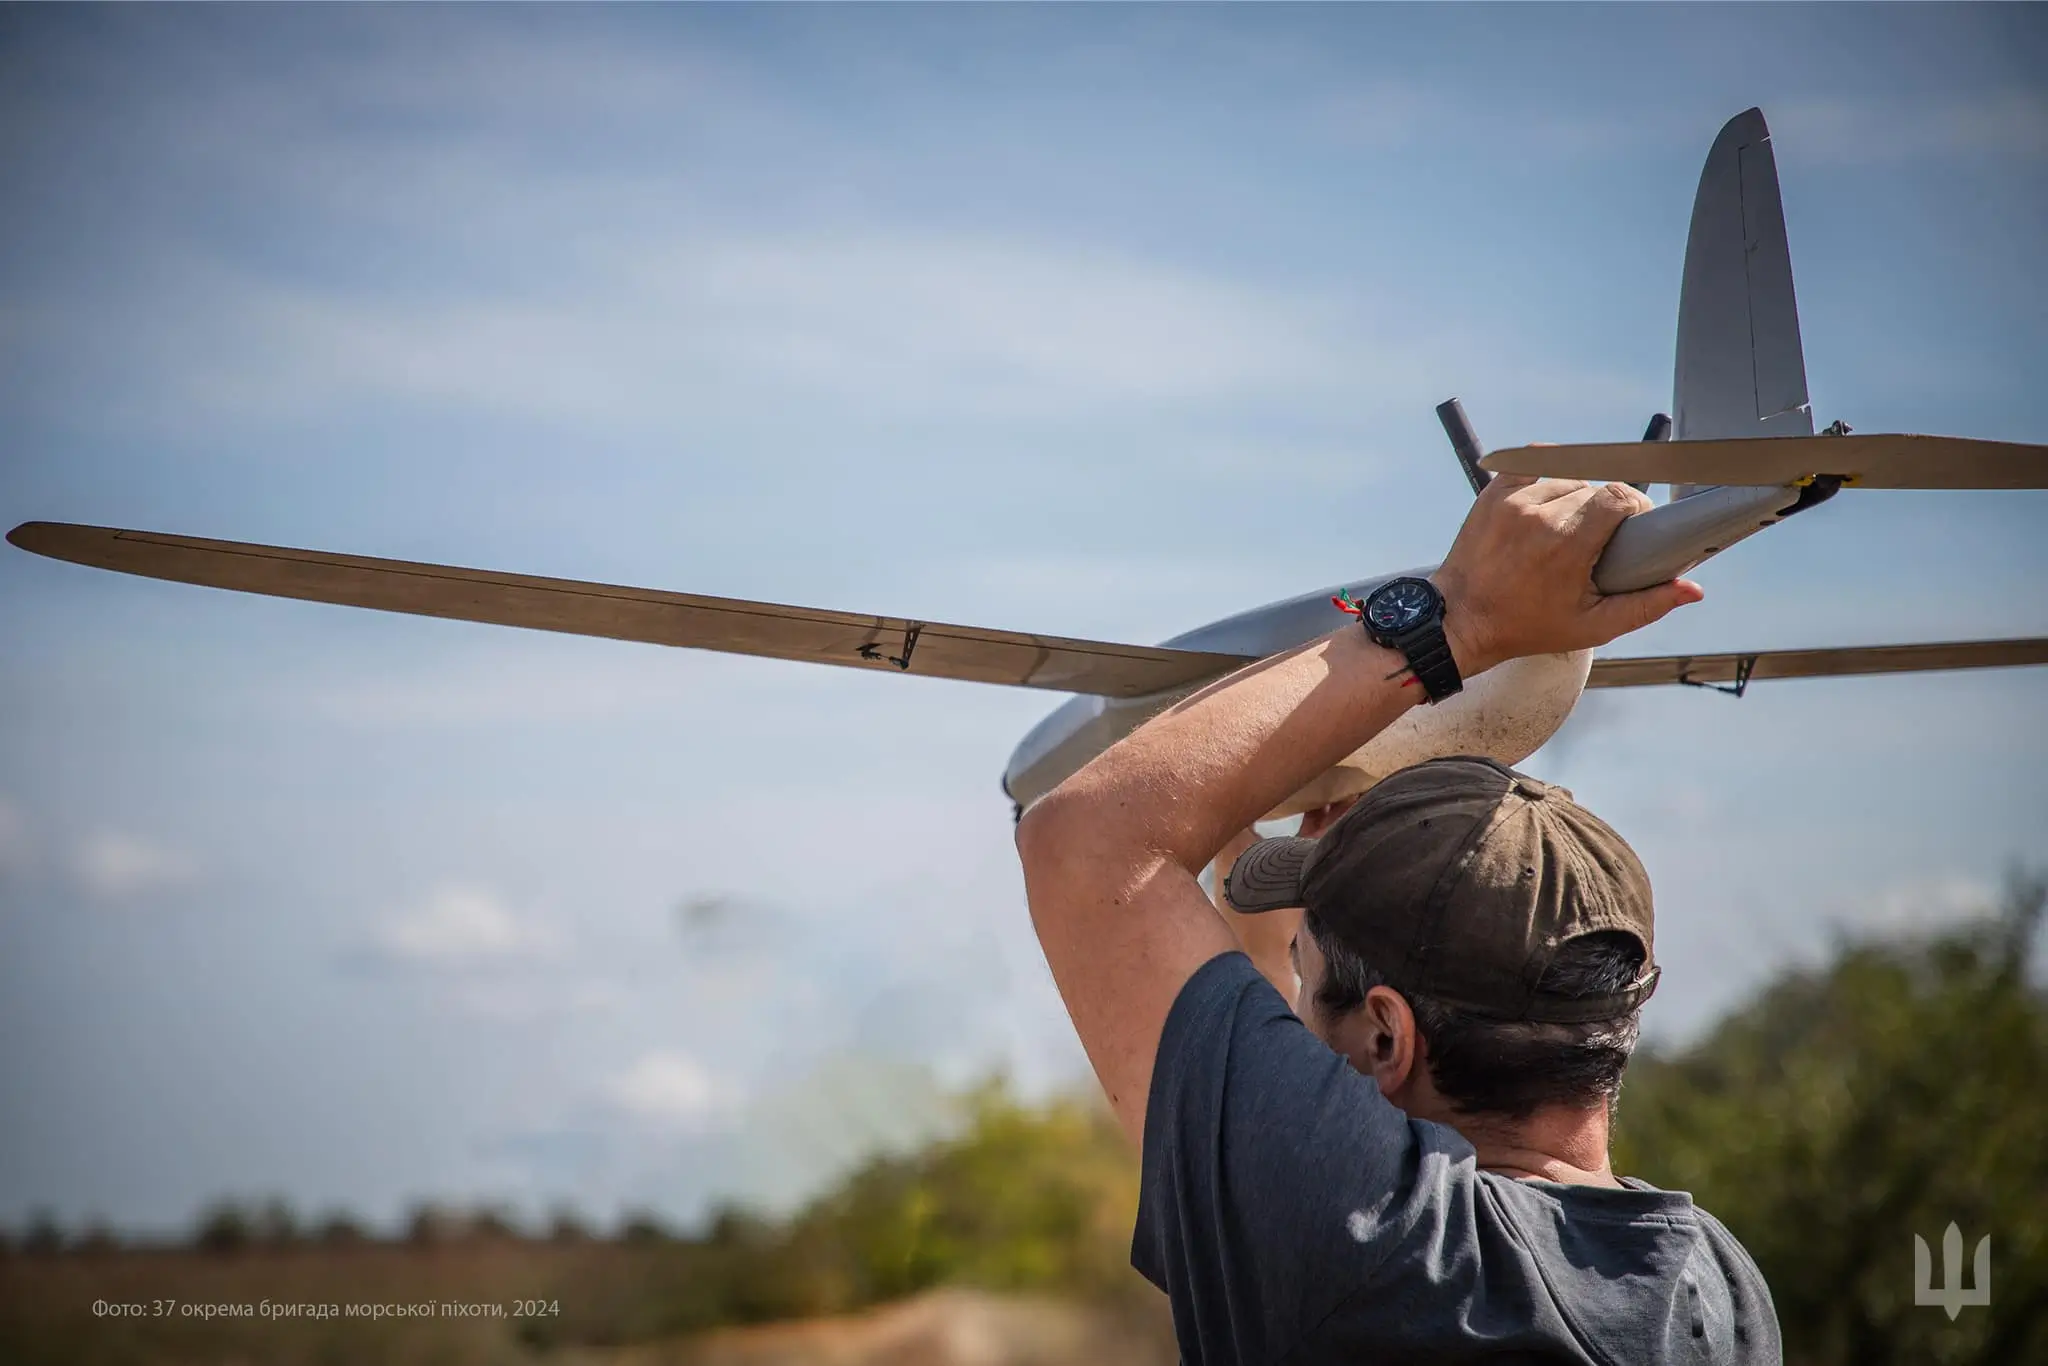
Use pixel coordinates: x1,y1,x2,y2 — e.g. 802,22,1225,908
1313,79,2048,170
1311,82,1710,161
289,634,1014,742
371,885,561,967
665,235,1357,407
602,1051,736,1132
1852,873,2000,938
81,234,1379,434
1774,90,2048,165
28,225,1645,459
5,22,1650,451
441,978,628,1023
305,648,697,729
71,833,198,900
1316,83,1444,149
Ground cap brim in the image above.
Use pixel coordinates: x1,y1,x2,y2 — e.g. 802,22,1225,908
1224,837,1316,913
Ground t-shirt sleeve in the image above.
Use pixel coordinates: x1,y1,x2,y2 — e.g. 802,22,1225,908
1132,950,1422,1364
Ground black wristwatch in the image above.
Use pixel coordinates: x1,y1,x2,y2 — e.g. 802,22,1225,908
1360,576,1463,703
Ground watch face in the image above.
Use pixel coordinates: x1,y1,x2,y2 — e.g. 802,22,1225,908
1366,579,1437,634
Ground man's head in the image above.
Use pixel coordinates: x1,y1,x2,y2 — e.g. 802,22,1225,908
1226,757,1659,1129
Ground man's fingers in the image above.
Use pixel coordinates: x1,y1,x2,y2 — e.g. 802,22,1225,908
1552,480,1648,534
1578,482,1654,538
1298,796,1360,840
1588,578,1705,640
1518,477,1590,506
1548,481,1606,525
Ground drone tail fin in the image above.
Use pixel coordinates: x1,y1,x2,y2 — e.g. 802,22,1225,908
1671,107,1813,500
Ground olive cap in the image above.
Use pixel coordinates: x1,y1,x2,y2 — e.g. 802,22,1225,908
1225,756,1660,1023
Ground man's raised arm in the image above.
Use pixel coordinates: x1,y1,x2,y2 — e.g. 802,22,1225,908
1015,474,1702,1143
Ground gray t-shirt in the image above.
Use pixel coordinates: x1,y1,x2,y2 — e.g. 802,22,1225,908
1133,952,1780,1365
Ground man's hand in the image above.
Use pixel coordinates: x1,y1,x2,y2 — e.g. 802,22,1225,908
1296,797,1358,841
1433,474,1704,678
1209,828,1289,998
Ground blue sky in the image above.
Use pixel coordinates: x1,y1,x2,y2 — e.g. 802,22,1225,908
1,5,2043,1236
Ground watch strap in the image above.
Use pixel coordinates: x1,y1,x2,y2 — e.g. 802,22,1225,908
1392,621,1463,703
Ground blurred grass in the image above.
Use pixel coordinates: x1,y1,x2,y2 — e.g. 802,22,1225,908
2,877,2042,1364
0,1087,1149,1365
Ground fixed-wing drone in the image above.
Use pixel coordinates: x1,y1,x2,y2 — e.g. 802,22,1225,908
10,108,2046,821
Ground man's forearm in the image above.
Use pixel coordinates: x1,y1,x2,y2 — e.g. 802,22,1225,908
1028,625,1426,878
1016,623,1425,1134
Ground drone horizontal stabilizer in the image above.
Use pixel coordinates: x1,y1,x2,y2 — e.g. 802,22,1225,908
1483,434,2048,490
1589,637,2048,692
6,522,1255,699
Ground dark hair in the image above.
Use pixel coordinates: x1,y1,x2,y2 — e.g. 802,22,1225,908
1305,917,1646,1120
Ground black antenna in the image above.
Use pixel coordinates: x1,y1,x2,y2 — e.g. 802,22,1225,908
1633,413,1671,494
1435,398,1491,497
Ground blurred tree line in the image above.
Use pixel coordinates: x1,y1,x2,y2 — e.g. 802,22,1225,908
4,877,2042,1364
1611,872,2046,1365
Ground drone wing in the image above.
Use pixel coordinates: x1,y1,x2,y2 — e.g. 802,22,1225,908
1589,637,2048,691
1482,434,2048,490
6,522,1255,699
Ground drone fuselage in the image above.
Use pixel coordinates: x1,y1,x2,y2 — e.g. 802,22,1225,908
1001,473,1829,818
1000,566,1594,818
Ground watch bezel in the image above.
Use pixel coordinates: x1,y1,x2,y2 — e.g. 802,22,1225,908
1362,576,1445,641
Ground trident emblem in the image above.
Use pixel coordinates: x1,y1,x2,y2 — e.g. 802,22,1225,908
1914,1223,1990,1319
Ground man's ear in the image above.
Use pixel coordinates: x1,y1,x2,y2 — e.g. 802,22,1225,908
1358,985,1420,1100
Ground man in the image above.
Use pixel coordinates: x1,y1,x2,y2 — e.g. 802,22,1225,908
1016,473,1779,1363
